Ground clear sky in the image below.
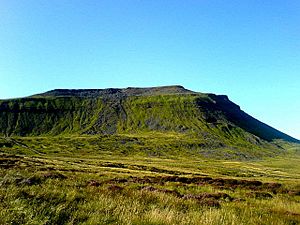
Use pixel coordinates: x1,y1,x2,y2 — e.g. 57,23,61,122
0,0,299,139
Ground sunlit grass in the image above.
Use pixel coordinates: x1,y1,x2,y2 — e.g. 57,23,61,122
0,135,299,224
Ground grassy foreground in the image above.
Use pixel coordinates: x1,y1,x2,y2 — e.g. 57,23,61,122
0,135,299,225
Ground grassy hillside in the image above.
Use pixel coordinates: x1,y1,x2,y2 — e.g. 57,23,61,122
0,97,103,135
0,86,298,159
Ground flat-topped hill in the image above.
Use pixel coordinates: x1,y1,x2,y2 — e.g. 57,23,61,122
0,85,298,159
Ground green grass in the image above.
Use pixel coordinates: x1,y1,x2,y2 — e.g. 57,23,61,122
0,135,299,224
0,132,284,160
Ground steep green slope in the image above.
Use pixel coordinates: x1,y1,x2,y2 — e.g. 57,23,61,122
0,97,103,136
0,85,298,159
198,94,299,143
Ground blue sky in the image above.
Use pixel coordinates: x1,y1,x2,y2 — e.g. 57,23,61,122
0,0,299,139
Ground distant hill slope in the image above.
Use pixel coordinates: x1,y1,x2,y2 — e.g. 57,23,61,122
0,85,298,146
